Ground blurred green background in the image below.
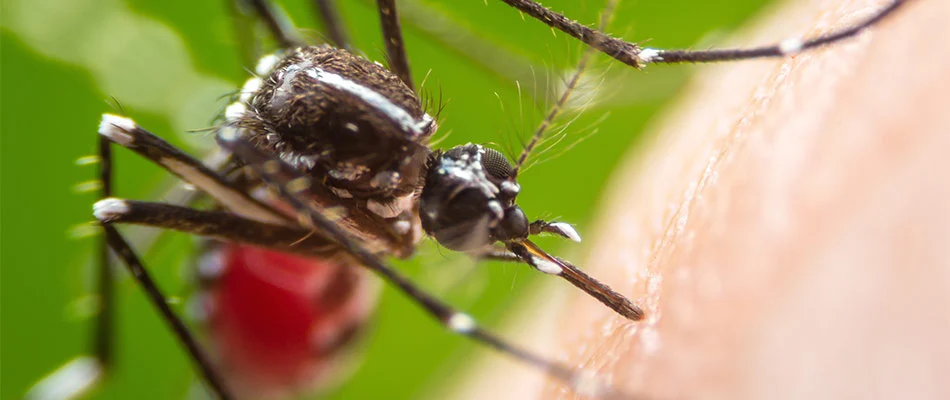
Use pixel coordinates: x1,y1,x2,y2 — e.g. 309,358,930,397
1,0,772,398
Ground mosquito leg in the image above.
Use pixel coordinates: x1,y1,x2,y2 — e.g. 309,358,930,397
93,198,340,258
97,114,288,226
27,140,116,399
95,135,115,372
27,131,239,399
376,0,414,89
508,0,616,177
643,0,910,64
216,129,634,399
97,115,400,255
228,0,264,69
510,44,594,177
89,141,234,376
313,0,351,50
33,121,245,399
98,224,234,400
246,0,303,49
497,0,909,68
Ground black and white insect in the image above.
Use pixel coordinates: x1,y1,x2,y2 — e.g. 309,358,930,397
29,0,909,399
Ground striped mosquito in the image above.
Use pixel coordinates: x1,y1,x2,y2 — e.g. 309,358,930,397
30,0,910,399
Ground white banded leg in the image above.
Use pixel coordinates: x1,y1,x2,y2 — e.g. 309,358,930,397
376,0,414,89
313,0,351,50
94,198,339,258
498,0,909,68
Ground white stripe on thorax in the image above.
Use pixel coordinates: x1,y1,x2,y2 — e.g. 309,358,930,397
300,66,430,138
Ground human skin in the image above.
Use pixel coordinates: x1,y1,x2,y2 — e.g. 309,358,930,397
541,0,950,399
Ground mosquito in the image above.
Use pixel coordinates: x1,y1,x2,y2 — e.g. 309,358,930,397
29,0,910,399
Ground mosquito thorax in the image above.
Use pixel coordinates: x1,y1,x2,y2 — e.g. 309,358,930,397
228,45,436,206
220,46,439,256
419,144,528,251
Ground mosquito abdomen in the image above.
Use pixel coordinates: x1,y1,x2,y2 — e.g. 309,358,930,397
196,244,378,397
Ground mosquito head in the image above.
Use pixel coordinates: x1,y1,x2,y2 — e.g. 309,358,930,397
419,144,528,251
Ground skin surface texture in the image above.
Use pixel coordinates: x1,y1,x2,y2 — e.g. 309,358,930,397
547,0,950,398
444,0,949,399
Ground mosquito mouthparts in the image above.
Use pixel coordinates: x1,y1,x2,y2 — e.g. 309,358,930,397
532,256,564,275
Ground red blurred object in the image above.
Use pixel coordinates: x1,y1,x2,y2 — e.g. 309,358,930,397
199,245,378,398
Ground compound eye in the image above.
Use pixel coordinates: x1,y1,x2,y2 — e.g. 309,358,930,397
481,148,512,180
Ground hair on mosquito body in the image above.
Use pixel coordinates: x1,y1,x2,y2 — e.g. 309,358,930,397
26,0,912,399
